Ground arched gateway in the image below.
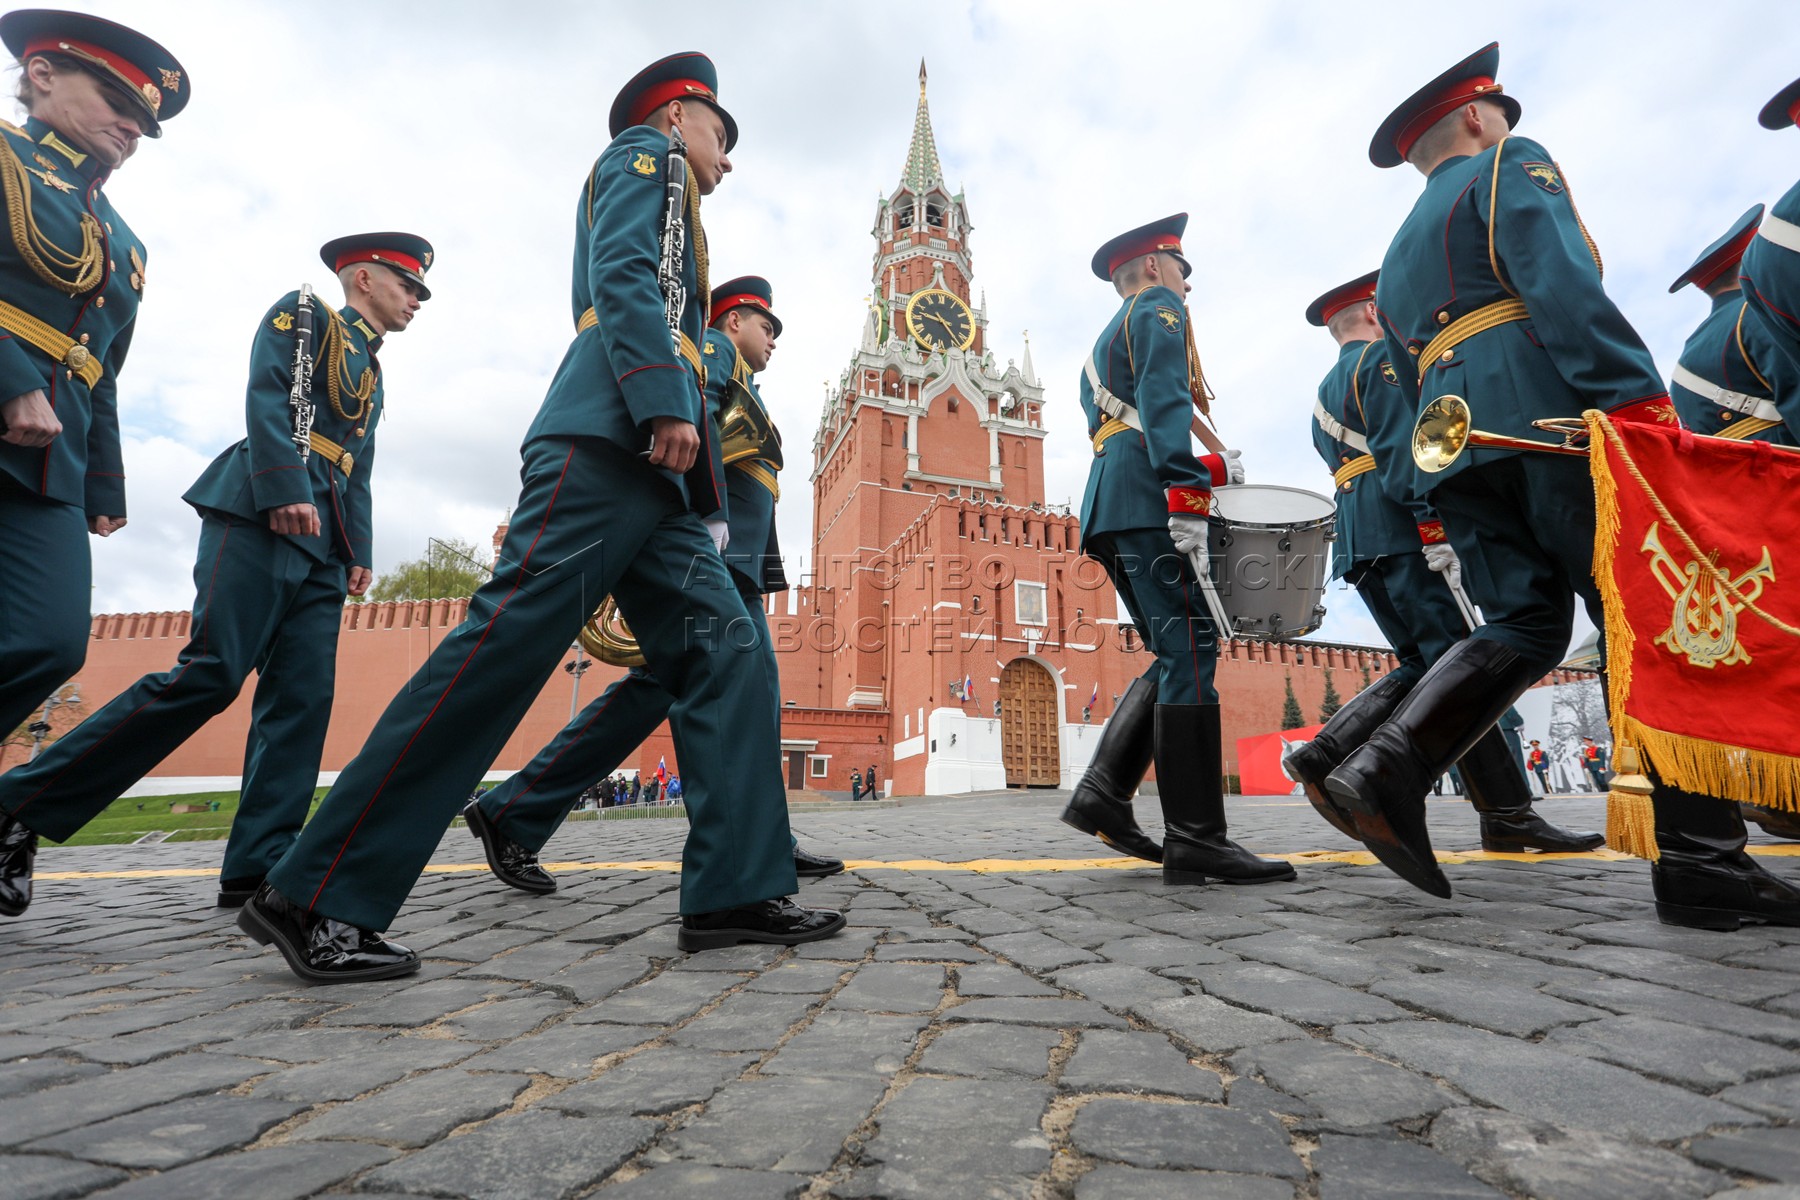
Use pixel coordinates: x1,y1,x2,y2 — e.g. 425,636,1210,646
999,659,1060,787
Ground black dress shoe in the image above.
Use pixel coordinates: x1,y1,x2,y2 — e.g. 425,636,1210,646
794,845,845,878
677,897,846,951
216,874,264,909
1653,855,1800,930
0,813,37,918
236,883,419,983
1478,813,1604,853
462,800,556,894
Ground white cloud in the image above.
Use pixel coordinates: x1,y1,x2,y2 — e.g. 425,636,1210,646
56,0,1798,660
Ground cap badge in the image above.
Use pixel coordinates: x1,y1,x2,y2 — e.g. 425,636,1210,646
140,82,162,112
159,68,181,92
421,250,433,268
1521,162,1564,194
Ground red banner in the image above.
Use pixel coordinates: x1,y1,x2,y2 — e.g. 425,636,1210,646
1590,413,1800,821
1236,724,1324,796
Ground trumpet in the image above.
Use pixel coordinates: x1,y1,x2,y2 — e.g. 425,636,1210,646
580,595,645,668
1412,394,1590,473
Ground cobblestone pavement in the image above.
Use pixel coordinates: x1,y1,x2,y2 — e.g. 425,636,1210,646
4,791,1800,1199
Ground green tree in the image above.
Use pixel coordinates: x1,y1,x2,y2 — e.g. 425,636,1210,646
368,537,491,602
1281,673,1305,729
1318,669,1342,722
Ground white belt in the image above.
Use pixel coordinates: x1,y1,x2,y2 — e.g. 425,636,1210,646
1085,354,1142,432
1671,363,1783,422
1758,212,1800,254
1312,399,1370,453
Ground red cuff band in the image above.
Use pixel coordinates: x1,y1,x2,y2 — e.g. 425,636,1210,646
1199,453,1226,488
1418,519,1448,545
1609,396,1681,428
1167,486,1212,517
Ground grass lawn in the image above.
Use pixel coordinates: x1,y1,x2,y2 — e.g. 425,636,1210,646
57,788,328,847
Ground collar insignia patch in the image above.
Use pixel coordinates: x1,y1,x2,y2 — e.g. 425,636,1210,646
1521,162,1564,194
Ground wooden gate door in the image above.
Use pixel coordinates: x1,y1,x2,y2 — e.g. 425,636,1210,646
999,659,1061,787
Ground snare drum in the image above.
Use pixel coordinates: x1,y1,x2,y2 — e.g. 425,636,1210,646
1206,484,1336,640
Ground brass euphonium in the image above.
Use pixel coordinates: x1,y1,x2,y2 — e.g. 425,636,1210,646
1412,394,1590,473
578,378,782,668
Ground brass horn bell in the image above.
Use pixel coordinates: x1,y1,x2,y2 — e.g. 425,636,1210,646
1412,394,1590,473
579,594,646,668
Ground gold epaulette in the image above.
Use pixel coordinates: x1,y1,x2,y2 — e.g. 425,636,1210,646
1091,416,1133,452
1416,298,1530,381
1332,455,1377,489
576,307,703,378
309,430,355,475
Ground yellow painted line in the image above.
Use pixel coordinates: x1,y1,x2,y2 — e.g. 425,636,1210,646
33,843,1800,882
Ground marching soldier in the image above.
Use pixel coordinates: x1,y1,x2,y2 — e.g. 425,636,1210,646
1284,270,1600,856
1669,204,1795,444
0,10,188,916
0,234,429,915
1741,75,1800,406
1068,213,1293,886
462,276,845,893
237,53,843,983
1336,43,1799,929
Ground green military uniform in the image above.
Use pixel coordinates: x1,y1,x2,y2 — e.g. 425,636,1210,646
1739,77,1800,420
0,236,418,890
258,56,798,945
0,10,188,918
1336,44,1795,928
1286,271,1600,856
472,283,791,862
1072,214,1292,887
1669,204,1795,445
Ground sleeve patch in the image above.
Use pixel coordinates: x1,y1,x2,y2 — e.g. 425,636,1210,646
1153,305,1182,334
1380,362,1399,385
271,311,294,332
1520,162,1563,194
626,150,660,180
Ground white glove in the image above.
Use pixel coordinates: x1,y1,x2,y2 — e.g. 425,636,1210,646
704,518,729,553
1422,542,1458,574
1223,448,1246,486
1168,513,1210,557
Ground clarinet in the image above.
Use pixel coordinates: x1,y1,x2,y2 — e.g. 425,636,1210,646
657,124,689,347
288,283,317,462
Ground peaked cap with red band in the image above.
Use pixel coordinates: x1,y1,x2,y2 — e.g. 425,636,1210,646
1091,213,1190,281
1,8,189,136
609,51,737,152
1669,204,1763,294
1305,269,1380,327
710,275,781,337
1369,42,1521,169
1758,74,1800,131
320,232,435,302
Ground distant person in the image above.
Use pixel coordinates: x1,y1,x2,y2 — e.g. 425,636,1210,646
1526,741,1551,795
1581,737,1608,791
850,769,863,803
867,764,878,797
630,773,641,804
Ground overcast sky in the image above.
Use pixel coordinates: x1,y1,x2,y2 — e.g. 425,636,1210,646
41,0,1798,652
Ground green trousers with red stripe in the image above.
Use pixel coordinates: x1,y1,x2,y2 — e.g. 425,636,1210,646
1083,528,1219,705
0,513,343,878
265,437,796,928
476,575,794,855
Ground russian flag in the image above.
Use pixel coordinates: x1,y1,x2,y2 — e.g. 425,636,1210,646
963,673,973,699
1088,683,1099,709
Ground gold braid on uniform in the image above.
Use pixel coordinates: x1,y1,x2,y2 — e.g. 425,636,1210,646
0,137,104,295
1182,305,1215,421
313,300,376,421
1556,159,1603,278
686,161,710,325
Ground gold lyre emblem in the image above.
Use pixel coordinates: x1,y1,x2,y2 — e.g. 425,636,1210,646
631,152,657,176
1641,522,1774,669
272,311,295,332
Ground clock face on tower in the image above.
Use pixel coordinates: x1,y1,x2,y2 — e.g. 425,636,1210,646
905,287,976,352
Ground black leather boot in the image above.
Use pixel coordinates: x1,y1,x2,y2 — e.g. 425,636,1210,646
1325,638,1540,899
1282,672,1412,840
1742,803,1800,841
0,812,36,918
1458,728,1604,852
1653,784,1800,930
1157,704,1296,886
1061,668,1162,862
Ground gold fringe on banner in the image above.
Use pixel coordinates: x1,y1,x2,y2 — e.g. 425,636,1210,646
1586,411,1800,851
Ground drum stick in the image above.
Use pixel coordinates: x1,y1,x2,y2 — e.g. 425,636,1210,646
1188,548,1236,638
1189,414,1227,455
1448,577,1482,632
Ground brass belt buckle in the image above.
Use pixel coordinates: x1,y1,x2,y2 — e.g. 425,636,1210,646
64,343,91,372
